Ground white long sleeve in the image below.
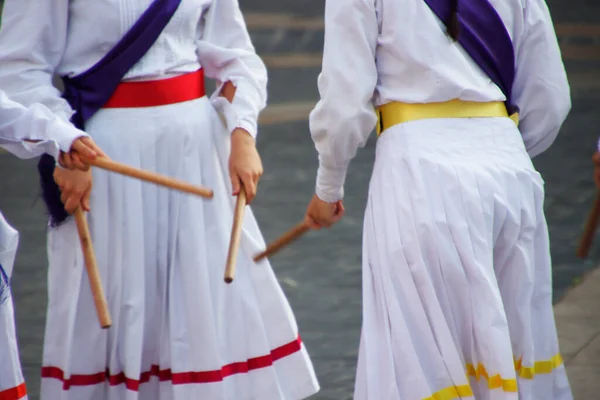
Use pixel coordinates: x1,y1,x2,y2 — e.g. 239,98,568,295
196,0,268,139
0,91,86,160
0,0,74,122
309,0,379,202
512,0,571,158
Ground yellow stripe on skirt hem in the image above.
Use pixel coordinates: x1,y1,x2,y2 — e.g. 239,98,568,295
466,364,518,392
515,354,564,379
421,353,564,400
422,384,474,400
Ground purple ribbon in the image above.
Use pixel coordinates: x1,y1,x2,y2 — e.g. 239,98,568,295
424,0,518,115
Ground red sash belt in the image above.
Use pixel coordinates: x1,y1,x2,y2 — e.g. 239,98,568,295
103,69,206,109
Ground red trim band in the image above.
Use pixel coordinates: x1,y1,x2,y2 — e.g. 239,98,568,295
42,337,302,391
103,69,206,109
0,383,27,400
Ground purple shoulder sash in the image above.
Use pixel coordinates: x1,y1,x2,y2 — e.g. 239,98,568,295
39,0,182,226
424,0,518,115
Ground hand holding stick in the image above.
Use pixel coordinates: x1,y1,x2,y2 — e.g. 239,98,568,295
224,188,247,283
84,157,213,199
73,207,112,329
253,221,310,263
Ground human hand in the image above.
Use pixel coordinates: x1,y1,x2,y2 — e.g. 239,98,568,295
53,167,93,213
58,136,107,171
229,128,263,203
304,194,345,229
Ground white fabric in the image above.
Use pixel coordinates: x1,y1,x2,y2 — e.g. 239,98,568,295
40,97,319,400
355,118,572,399
0,212,27,399
0,0,267,139
0,86,83,399
0,91,85,160
309,0,571,202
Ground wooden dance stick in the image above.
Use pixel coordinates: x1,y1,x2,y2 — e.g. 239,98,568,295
253,221,310,263
577,192,600,259
73,207,112,329
84,157,214,199
224,188,247,283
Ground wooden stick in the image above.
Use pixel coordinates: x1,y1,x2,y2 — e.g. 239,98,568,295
224,188,247,283
73,207,112,329
253,221,310,263
85,157,213,199
577,192,600,259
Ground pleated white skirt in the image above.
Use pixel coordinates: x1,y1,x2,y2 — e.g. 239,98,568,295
40,97,319,400
0,213,27,399
354,117,572,400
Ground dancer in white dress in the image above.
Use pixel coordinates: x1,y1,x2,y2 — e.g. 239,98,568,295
305,0,572,398
0,1,319,399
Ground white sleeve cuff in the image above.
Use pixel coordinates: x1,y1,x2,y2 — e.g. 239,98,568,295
0,140,60,160
55,125,88,153
26,102,86,158
210,80,261,139
210,96,258,139
315,157,350,202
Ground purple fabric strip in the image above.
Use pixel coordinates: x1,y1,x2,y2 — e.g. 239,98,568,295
39,0,182,226
424,0,517,114
0,263,9,305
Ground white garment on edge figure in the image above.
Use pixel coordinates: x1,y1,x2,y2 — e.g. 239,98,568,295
0,213,26,400
0,89,84,400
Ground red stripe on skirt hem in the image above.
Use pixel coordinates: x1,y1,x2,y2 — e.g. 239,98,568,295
41,336,303,391
0,383,27,399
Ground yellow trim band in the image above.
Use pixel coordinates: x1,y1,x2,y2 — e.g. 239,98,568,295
375,99,519,135
466,363,518,392
421,353,564,400
515,354,564,379
423,384,474,400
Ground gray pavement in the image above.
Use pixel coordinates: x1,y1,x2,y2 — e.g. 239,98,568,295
0,0,599,399
556,268,600,398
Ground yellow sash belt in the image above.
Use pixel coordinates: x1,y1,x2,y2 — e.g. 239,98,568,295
375,99,519,135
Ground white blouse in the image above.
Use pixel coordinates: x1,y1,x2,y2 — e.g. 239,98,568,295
310,0,571,202
0,91,85,160
0,0,267,139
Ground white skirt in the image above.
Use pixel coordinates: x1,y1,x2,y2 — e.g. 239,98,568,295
40,97,319,400
0,212,27,399
354,117,572,400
